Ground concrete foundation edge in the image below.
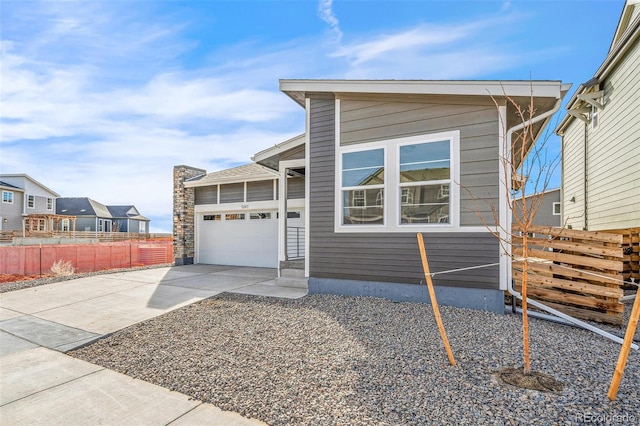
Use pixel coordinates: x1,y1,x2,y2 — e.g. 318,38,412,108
174,257,194,266
308,277,504,314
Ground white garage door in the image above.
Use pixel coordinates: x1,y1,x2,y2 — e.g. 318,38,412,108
197,212,278,268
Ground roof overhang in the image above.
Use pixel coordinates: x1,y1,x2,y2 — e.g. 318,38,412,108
184,164,280,188
556,5,640,135
280,79,570,108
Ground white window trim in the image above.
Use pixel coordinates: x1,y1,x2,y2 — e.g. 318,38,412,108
2,190,14,204
335,130,461,233
552,202,561,216
46,198,53,211
27,194,35,209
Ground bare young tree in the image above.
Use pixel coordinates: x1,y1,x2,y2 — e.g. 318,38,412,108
466,86,561,376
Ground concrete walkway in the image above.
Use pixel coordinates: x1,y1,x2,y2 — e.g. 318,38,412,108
0,264,306,425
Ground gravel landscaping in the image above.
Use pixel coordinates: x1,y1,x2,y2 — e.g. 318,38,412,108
69,293,639,425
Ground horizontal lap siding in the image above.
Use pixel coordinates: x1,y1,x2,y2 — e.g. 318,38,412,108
309,97,500,290
584,37,640,230
341,97,499,226
287,177,305,199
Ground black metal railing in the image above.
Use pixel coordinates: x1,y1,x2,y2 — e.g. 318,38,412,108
286,226,305,260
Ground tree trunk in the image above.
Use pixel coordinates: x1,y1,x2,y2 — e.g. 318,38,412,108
521,233,531,374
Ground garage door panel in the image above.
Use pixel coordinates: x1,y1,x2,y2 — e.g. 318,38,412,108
198,214,278,268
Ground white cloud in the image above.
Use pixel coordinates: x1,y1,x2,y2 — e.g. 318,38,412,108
318,0,343,43
0,0,552,232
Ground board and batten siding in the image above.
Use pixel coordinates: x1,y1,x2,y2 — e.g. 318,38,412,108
195,186,218,205
562,36,640,231
247,180,274,202
308,96,500,290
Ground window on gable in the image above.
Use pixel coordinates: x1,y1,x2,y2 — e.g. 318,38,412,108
2,191,14,204
27,195,35,208
399,140,451,224
341,148,384,225
47,198,53,210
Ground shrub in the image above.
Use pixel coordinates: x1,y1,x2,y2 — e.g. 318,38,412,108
51,260,75,276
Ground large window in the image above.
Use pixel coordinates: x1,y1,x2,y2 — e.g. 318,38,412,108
2,191,14,204
399,141,450,224
337,131,459,232
341,148,385,225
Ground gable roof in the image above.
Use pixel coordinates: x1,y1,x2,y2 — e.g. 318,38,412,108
0,174,60,197
0,181,24,191
56,197,113,218
107,205,149,221
556,1,639,134
184,163,279,188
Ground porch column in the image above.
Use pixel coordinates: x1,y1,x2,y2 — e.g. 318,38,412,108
278,165,288,264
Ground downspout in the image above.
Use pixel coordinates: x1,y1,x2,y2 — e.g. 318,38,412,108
583,122,588,230
505,98,637,349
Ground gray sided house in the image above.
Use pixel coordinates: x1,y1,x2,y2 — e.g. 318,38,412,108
513,188,562,228
107,206,150,233
57,198,151,233
0,174,60,231
174,80,570,314
555,0,640,231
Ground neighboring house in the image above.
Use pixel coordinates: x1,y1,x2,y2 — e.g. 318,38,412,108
56,198,114,232
513,188,562,228
56,198,151,233
555,0,640,231
175,79,570,313
0,174,60,231
107,206,151,233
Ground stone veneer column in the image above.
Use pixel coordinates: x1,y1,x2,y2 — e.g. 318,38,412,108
173,165,206,265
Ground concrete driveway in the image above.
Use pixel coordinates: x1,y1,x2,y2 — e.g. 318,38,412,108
0,264,306,425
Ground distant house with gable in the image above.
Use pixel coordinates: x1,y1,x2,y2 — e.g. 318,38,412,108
56,198,150,233
0,174,60,231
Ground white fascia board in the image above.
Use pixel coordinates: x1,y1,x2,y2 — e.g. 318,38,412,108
252,134,306,163
281,79,567,99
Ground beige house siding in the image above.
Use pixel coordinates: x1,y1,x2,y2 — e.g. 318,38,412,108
339,95,499,226
562,36,640,231
588,35,640,230
562,122,587,230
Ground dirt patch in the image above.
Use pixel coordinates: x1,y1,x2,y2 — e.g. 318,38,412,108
0,273,48,284
497,367,564,392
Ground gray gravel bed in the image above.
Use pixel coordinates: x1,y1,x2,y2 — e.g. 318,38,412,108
0,264,173,293
69,293,640,425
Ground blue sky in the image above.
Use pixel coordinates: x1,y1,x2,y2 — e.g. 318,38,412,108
0,0,625,232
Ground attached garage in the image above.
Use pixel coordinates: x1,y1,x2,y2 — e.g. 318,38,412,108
197,211,278,268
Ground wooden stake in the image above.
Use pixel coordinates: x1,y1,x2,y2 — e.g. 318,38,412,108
417,233,456,366
608,287,640,401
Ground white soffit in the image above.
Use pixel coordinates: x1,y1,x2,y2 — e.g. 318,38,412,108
280,79,570,104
